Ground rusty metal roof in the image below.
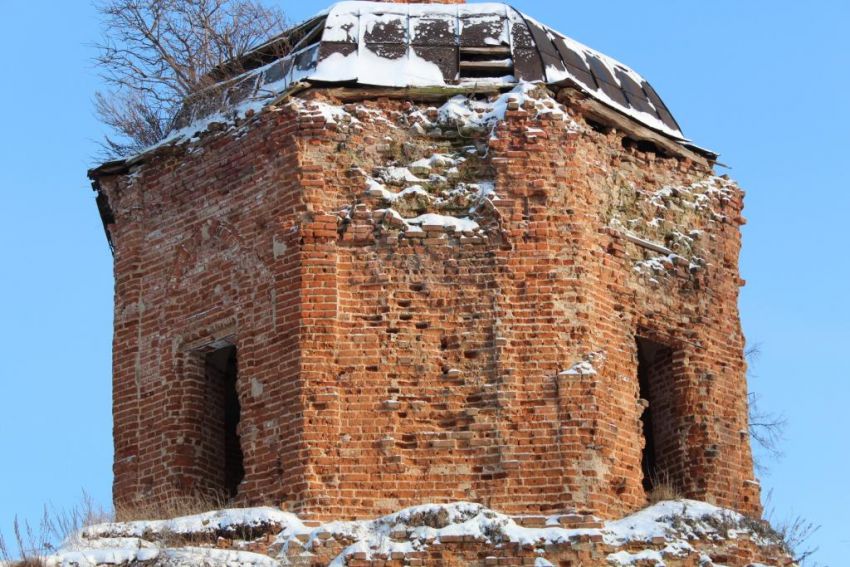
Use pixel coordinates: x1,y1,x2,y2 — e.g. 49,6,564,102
172,1,685,140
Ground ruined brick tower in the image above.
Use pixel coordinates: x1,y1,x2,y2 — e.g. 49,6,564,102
89,0,761,521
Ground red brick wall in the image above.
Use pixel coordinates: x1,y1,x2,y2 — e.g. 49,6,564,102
100,110,311,511
96,87,760,520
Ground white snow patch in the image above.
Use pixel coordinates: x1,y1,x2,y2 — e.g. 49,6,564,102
473,181,497,200
648,177,739,220
409,153,461,170
405,213,479,232
436,83,581,135
378,166,425,185
560,361,597,376
360,44,447,88
607,548,665,566
370,184,431,203
289,97,359,125
604,500,741,546
634,255,672,275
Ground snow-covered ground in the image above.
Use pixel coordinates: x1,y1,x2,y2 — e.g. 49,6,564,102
41,500,789,567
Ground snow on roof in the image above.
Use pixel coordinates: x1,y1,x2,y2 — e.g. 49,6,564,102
170,1,685,141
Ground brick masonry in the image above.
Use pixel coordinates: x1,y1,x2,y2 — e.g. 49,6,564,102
91,84,761,523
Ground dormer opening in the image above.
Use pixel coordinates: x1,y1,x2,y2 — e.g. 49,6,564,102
459,46,514,79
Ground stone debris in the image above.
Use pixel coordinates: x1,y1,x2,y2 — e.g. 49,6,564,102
47,501,794,567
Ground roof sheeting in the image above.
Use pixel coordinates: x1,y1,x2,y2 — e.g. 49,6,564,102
171,1,686,140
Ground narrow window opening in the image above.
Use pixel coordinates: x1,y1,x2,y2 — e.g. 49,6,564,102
636,337,673,493
204,345,244,499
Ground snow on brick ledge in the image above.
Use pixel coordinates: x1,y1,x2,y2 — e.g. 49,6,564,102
44,501,795,567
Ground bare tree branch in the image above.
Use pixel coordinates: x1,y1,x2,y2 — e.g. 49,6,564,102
745,342,788,474
762,489,822,565
93,0,286,157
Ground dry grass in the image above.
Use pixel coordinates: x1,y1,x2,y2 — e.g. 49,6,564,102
113,490,232,523
0,492,110,566
646,472,684,505
1,491,241,564
761,490,822,565
113,491,264,549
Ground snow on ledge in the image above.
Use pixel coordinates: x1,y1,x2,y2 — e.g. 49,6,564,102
559,361,597,376
560,352,605,377
115,82,582,175
436,82,583,134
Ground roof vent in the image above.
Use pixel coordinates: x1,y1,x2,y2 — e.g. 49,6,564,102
459,46,513,79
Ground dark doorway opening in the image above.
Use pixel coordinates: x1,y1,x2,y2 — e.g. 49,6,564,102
204,345,244,499
636,337,673,493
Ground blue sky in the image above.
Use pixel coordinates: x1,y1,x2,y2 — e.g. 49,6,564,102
0,1,847,564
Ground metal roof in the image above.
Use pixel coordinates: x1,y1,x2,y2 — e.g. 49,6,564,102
172,1,685,140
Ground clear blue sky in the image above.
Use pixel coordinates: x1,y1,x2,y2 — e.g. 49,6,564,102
0,1,847,564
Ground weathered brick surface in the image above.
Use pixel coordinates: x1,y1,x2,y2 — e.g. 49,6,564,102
102,110,309,508
94,85,760,522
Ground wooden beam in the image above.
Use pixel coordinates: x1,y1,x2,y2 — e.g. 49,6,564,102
289,21,324,53
88,159,130,179
312,83,506,103
618,231,674,256
557,86,713,167
460,46,511,56
459,60,513,71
